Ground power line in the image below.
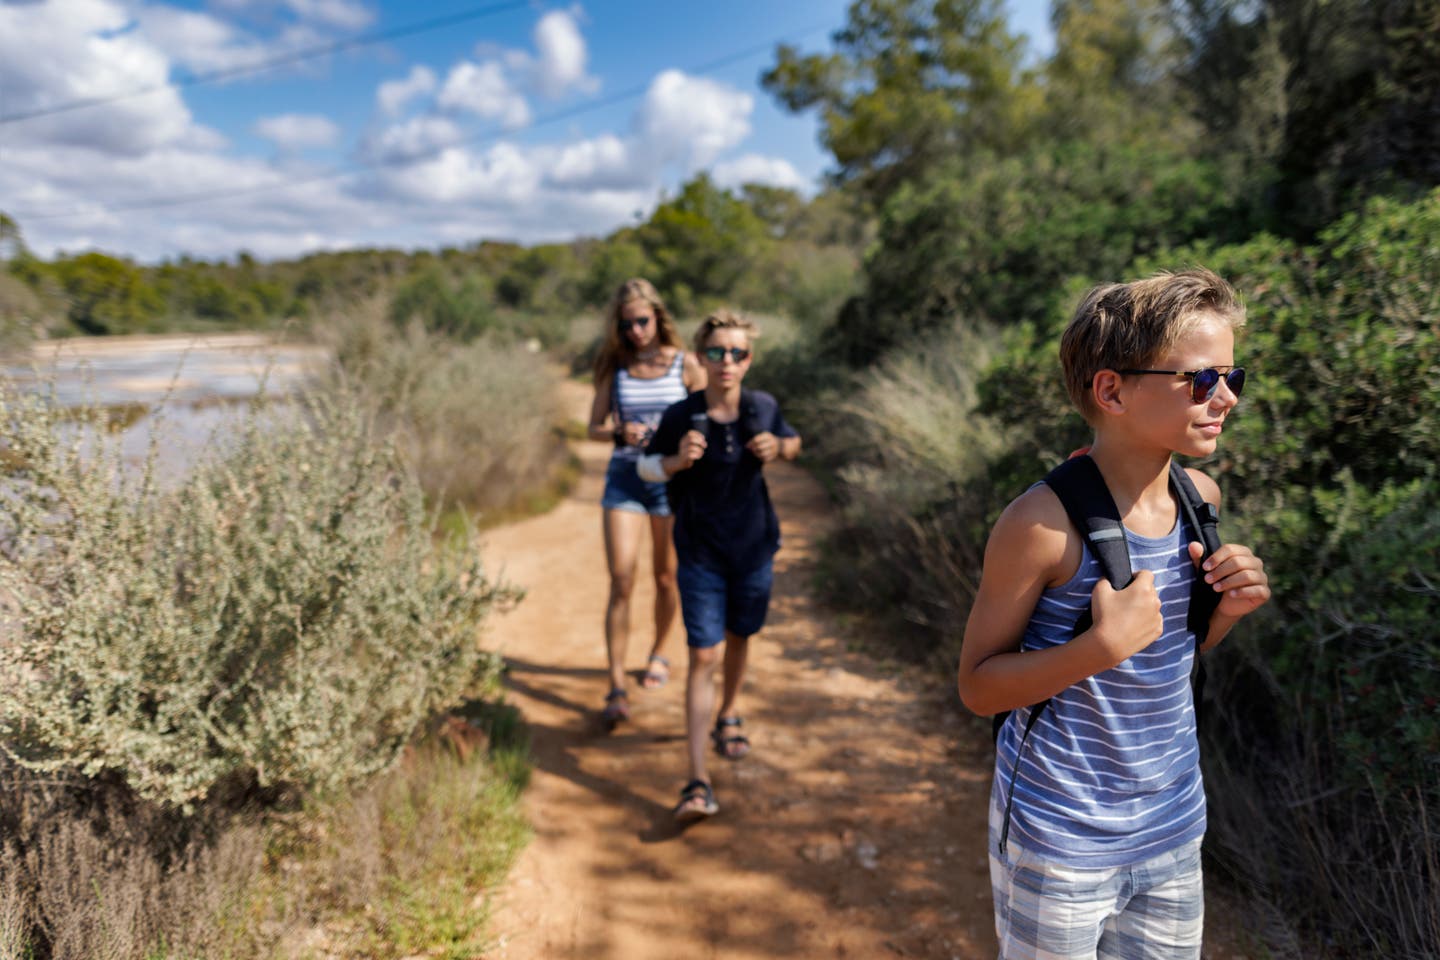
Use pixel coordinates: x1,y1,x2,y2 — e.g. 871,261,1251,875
12,23,831,224
0,0,532,126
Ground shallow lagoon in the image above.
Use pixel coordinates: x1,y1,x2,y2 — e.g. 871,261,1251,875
3,333,330,477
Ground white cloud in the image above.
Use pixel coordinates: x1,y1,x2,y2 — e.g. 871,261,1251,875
283,0,374,31
437,61,530,129
0,0,201,155
135,5,288,76
711,154,810,193
253,113,341,150
371,142,540,205
364,116,464,163
209,0,374,32
529,8,598,98
376,65,436,116
545,135,643,190
639,70,752,169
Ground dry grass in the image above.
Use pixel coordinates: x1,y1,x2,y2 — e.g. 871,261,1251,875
313,297,571,521
0,701,530,960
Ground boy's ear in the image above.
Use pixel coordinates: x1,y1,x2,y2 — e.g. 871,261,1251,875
1091,369,1128,416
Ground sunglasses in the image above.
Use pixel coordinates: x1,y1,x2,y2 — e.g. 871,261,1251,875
702,346,751,363
619,316,652,332
1118,366,1247,404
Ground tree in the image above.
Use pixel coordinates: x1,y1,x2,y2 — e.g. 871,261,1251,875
1170,0,1440,236
762,0,1038,208
52,252,162,335
634,174,772,312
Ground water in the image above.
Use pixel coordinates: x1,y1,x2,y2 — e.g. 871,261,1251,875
2,333,331,478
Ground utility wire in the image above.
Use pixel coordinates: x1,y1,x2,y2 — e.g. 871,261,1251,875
12,23,831,223
0,0,533,125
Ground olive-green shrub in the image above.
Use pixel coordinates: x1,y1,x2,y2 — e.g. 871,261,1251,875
0,385,513,808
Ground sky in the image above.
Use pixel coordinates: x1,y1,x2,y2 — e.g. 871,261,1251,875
0,0,1055,263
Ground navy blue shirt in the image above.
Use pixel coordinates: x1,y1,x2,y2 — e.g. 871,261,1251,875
645,389,798,574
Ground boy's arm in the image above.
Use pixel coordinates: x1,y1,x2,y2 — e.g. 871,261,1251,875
1183,468,1272,651
957,486,1169,716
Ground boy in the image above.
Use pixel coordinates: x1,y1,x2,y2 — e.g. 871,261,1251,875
957,269,1271,958
638,310,801,822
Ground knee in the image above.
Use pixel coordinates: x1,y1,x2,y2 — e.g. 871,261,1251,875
653,568,677,594
608,572,636,601
689,646,722,671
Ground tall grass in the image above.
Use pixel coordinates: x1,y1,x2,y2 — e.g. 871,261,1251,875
779,322,1006,661
0,708,530,960
314,296,572,518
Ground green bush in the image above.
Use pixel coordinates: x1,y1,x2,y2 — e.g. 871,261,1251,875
0,383,515,808
320,298,570,516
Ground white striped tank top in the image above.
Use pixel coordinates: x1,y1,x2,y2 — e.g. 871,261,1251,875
612,350,687,461
991,510,1207,867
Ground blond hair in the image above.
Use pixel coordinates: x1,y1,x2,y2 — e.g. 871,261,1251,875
692,308,760,353
1060,268,1246,422
592,278,682,382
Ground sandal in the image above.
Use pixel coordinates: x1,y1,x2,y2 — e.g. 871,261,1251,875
673,779,718,822
599,688,630,730
639,654,670,689
711,715,751,761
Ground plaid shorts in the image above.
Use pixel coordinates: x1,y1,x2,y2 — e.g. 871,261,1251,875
988,802,1204,959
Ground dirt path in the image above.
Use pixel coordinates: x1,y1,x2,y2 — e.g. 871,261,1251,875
478,382,1244,960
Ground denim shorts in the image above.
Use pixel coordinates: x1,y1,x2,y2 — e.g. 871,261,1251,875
676,557,773,648
600,455,671,516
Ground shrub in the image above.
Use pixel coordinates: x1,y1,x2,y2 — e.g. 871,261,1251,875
792,323,1008,659
318,297,571,516
0,381,515,809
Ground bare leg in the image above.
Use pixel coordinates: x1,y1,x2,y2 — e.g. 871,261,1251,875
644,514,679,682
602,508,647,695
684,644,723,787
717,631,749,720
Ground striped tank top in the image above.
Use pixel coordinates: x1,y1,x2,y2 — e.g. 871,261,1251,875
992,510,1207,868
612,350,687,461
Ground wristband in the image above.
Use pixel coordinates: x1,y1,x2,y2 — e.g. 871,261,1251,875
637,453,667,483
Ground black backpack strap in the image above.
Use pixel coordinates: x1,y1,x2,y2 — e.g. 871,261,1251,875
1168,460,1223,723
1168,460,1222,638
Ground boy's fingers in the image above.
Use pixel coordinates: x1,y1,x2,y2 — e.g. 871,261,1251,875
1187,541,1205,568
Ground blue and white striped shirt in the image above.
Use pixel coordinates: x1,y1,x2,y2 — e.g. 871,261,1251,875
612,351,687,461
991,512,1207,867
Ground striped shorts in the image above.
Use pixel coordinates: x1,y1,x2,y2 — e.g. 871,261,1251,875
988,803,1204,959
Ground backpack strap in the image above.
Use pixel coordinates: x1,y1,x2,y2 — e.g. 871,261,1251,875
1168,460,1222,638
1168,459,1223,722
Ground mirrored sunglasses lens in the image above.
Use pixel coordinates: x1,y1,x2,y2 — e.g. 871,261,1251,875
1226,367,1246,399
1191,368,1221,402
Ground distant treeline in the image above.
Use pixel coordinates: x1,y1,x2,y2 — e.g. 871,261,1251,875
0,177,866,348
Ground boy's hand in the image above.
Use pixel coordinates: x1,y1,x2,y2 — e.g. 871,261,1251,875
746,431,779,462
1188,541,1271,619
1088,569,1165,667
676,429,707,468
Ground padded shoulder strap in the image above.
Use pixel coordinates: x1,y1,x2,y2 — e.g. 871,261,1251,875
1042,455,1134,591
1168,460,1223,639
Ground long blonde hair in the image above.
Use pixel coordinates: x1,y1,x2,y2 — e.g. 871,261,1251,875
592,278,682,382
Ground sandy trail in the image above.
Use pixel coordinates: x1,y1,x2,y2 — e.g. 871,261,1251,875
478,381,1245,960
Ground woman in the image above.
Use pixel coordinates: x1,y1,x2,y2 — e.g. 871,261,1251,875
587,278,705,729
